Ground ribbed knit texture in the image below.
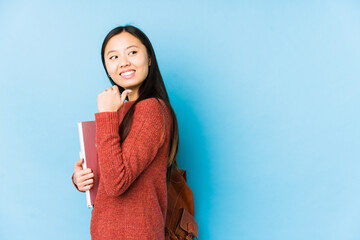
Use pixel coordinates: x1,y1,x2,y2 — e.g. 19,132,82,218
72,98,172,240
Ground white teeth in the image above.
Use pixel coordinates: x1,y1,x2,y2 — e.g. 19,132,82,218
121,70,135,76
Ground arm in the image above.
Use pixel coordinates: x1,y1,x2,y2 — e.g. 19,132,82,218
95,98,166,197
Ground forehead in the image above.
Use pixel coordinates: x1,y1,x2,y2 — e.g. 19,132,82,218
105,32,144,52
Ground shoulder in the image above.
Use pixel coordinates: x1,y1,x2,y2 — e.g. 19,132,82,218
135,98,164,110
133,98,166,117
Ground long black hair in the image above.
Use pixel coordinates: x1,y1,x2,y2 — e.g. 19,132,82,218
101,25,179,181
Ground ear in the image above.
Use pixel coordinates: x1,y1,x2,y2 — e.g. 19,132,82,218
148,58,151,66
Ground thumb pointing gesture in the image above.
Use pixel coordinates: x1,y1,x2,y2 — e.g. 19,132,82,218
74,158,84,172
120,89,133,104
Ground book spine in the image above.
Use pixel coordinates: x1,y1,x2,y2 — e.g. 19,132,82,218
78,122,94,209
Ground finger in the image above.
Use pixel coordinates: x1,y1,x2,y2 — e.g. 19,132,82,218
74,159,84,171
77,172,94,182
81,172,95,181
75,158,84,166
76,169,92,178
82,182,94,188
84,168,93,173
82,179,94,185
120,89,132,102
78,178,94,188
80,168,93,175
80,184,93,191
113,85,119,91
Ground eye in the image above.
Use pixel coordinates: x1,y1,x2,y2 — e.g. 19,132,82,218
129,51,137,55
109,56,117,60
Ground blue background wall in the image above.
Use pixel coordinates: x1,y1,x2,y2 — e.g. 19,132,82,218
1,0,360,239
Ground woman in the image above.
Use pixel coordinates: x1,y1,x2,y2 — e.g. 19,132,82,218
71,25,179,240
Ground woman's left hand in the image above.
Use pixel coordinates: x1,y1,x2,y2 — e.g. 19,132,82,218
97,85,132,112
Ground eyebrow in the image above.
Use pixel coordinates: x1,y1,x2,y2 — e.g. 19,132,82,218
106,45,139,56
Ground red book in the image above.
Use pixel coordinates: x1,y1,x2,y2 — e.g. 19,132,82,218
78,121,99,208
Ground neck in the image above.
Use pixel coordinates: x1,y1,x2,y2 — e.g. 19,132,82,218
127,90,139,102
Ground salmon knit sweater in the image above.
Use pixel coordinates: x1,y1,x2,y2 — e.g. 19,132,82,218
72,98,172,240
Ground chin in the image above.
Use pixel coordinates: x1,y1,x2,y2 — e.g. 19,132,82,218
118,84,141,92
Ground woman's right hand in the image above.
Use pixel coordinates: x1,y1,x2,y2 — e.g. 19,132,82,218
97,85,132,113
73,158,94,192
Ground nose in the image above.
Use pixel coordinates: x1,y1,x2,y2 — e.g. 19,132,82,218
119,55,130,68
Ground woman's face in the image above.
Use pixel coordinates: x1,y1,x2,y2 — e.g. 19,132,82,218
104,32,151,98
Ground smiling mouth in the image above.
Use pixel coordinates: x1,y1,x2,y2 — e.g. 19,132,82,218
120,70,136,79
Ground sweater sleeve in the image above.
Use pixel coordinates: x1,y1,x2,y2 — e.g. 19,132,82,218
94,98,166,197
